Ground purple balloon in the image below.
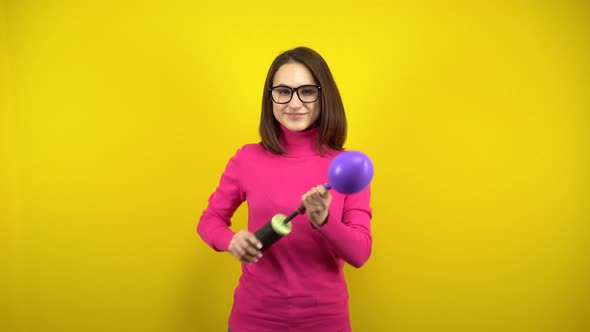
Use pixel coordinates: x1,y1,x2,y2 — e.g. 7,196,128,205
327,151,374,194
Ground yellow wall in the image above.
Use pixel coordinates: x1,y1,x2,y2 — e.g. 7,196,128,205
1,1,588,331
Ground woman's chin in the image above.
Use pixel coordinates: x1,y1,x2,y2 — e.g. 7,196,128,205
281,121,310,132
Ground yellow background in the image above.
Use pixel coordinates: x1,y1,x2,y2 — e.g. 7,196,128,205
1,1,588,331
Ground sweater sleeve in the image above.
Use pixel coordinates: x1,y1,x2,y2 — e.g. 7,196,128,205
317,186,373,268
197,148,247,252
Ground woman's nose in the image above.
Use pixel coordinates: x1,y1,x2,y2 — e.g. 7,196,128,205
288,93,303,108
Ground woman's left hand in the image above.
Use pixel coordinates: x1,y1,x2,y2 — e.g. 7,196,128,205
301,185,332,228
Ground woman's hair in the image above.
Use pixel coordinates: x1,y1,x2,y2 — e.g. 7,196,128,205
259,46,347,155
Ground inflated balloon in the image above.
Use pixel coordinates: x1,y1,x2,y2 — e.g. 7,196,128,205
326,150,374,194
255,150,374,251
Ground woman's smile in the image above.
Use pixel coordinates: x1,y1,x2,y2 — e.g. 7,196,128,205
285,112,308,120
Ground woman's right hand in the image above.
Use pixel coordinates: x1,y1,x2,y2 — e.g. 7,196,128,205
228,230,263,264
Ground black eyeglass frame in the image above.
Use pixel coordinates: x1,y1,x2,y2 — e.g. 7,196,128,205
269,85,321,104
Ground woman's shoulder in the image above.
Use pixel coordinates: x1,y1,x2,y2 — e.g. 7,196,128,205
232,142,269,159
321,146,345,158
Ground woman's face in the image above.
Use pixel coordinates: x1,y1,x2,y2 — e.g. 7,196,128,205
271,63,321,132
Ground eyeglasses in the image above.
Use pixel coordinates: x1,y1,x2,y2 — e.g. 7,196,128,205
269,85,321,104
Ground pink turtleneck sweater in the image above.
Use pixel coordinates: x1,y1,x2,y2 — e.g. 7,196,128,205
197,126,372,332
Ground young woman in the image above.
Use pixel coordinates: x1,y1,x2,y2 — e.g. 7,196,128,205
197,46,373,332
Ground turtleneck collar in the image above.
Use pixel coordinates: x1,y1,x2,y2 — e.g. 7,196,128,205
278,124,320,157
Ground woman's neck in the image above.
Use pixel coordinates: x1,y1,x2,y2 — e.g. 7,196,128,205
278,125,320,157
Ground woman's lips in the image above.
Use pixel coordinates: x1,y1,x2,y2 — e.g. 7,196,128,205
286,113,307,119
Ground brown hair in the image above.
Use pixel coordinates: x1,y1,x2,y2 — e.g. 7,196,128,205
259,47,347,155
